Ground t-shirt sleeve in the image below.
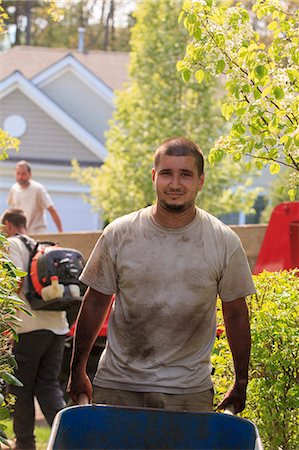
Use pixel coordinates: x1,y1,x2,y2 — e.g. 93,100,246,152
38,185,53,209
7,188,14,207
218,243,256,302
79,232,117,295
8,239,27,272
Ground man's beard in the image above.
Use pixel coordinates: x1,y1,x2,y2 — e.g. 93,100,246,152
18,180,29,187
161,197,195,213
164,202,186,212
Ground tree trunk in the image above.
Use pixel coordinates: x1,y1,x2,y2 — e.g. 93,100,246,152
100,0,106,24
103,0,114,50
14,0,21,45
25,0,32,45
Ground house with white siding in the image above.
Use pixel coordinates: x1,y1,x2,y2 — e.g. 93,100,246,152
0,45,129,231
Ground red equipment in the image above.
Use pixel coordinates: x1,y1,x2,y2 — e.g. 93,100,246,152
253,202,299,274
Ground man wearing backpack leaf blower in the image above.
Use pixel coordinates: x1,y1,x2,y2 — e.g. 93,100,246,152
1,208,69,450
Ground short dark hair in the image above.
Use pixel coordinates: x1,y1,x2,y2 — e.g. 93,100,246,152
154,137,204,176
1,208,27,228
16,160,31,173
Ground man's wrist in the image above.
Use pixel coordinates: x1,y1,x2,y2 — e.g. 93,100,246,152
235,377,248,388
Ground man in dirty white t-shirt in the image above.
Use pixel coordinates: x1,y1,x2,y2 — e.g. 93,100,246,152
69,137,255,414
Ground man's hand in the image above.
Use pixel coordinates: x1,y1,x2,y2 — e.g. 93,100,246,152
217,380,247,414
67,368,92,404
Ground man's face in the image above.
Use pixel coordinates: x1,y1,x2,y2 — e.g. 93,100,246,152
16,165,31,187
152,154,204,213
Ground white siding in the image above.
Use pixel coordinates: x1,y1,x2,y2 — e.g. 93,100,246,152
40,71,113,143
47,192,100,232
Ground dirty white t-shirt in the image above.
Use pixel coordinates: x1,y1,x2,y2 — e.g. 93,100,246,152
80,206,255,394
7,180,53,234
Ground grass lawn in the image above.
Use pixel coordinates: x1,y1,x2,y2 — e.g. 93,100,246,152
2,419,51,450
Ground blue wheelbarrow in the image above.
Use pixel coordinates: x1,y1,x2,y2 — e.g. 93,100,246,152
47,402,263,450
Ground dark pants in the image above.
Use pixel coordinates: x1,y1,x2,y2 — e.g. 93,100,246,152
10,330,66,449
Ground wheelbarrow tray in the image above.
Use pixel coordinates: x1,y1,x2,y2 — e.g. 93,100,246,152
47,404,263,450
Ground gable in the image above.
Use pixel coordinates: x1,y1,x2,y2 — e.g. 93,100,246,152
0,72,107,161
35,63,114,142
0,89,100,164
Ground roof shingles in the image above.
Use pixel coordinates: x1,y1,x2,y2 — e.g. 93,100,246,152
0,45,129,91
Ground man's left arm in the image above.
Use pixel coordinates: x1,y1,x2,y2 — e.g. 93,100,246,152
217,297,251,414
47,205,63,232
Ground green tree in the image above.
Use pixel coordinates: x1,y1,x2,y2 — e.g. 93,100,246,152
2,0,64,45
3,0,132,51
72,0,259,223
178,0,299,200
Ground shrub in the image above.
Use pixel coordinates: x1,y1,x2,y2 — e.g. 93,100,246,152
213,270,299,450
0,232,28,447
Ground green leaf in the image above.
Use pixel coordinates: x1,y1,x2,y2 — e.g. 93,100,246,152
176,60,185,71
238,47,248,58
0,436,10,447
268,119,278,134
287,69,299,83
216,60,225,74
272,86,284,100
187,13,196,24
0,407,10,420
240,9,250,22
182,68,191,82
279,135,290,145
214,33,225,47
267,21,278,31
233,123,246,135
293,133,299,146
1,372,23,387
253,87,261,99
242,83,250,94
182,0,192,12
288,189,297,201
235,108,246,117
0,426,8,439
248,43,258,52
221,103,234,121
233,152,242,162
254,65,268,79
261,85,271,98
178,11,185,23
195,69,204,84
193,26,202,40
265,138,277,147
255,160,264,170
208,149,224,164
269,162,281,175
7,354,18,369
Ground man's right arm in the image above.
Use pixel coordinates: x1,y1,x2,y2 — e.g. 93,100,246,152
68,287,113,404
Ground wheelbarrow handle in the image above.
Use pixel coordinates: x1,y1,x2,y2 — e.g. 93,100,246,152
224,404,235,415
78,393,90,406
